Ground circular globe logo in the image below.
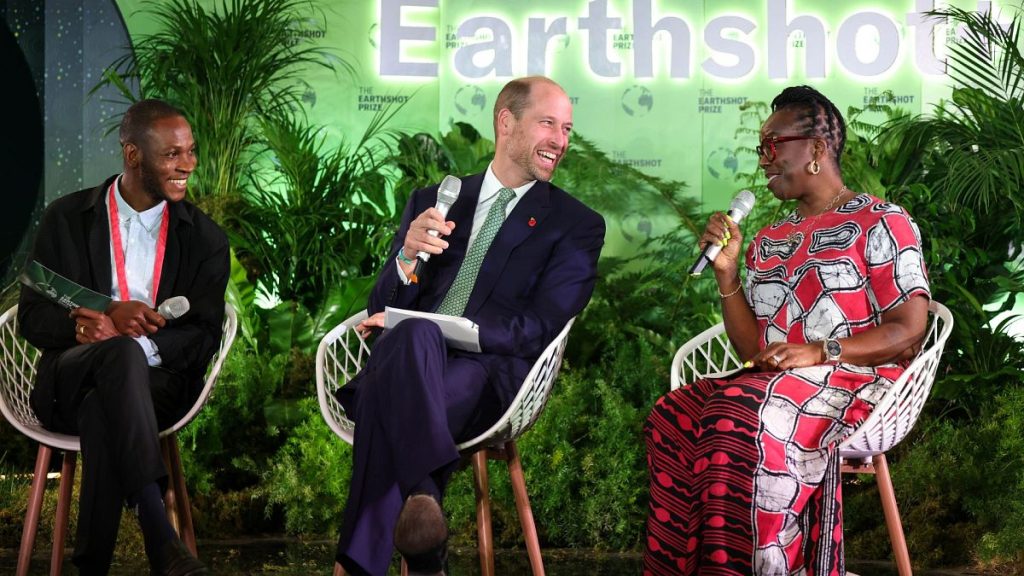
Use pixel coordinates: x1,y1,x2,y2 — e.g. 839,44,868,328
298,79,316,107
621,85,653,117
620,210,653,242
706,146,740,181
454,85,487,117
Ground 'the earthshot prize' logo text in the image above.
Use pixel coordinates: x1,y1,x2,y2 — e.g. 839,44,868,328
697,89,748,114
287,17,327,47
356,86,412,113
612,149,663,169
863,87,916,105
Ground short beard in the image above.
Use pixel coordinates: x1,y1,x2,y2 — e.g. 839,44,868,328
139,159,169,205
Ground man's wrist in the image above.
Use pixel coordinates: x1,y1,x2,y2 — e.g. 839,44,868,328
396,248,416,266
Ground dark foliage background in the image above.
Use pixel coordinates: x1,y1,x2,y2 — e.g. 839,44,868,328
1,2,1022,573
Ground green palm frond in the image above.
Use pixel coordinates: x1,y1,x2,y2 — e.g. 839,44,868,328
931,6,1024,101
96,0,347,200
229,103,401,306
877,7,1024,223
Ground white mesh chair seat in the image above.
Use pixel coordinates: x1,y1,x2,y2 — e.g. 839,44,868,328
0,303,238,576
669,300,953,576
317,311,576,576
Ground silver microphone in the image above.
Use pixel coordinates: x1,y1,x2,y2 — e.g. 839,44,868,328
409,175,462,284
415,175,462,262
157,296,190,319
689,190,757,276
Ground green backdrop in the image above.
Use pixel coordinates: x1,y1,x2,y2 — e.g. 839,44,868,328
112,0,995,229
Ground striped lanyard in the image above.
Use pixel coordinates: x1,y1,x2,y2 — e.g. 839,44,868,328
107,182,169,306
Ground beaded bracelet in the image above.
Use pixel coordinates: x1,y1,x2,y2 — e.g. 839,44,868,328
719,282,743,299
397,249,416,265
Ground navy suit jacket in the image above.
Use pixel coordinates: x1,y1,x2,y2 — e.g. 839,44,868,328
18,174,230,428
368,172,605,408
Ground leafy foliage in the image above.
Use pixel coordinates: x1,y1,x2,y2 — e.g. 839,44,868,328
97,0,344,205
876,7,1024,420
229,109,399,309
259,398,352,535
388,121,495,202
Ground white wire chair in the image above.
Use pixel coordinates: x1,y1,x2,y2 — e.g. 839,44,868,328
317,311,575,576
669,300,953,576
0,303,238,576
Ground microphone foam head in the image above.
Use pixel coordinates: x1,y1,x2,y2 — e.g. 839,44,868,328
730,190,757,218
437,175,462,206
158,296,190,319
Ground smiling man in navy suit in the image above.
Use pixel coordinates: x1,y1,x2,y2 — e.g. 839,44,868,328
333,76,605,576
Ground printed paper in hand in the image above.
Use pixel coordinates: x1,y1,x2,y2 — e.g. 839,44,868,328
384,306,481,353
19,260,112,311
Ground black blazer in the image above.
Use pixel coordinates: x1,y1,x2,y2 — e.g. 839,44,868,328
18,174,230,427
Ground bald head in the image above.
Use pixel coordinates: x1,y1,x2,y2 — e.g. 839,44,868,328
492,76,566,145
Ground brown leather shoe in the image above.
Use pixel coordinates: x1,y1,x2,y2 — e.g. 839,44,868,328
394,494,448,576
149,538,209,576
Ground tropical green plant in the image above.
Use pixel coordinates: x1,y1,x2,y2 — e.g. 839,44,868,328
838,6,1024,568
388,121,495,199
227,107,403,359
96,0,346,209
876,6,1024,417
231,109,398,308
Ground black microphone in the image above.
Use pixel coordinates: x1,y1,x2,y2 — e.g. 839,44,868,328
689,190,756,276
156,296,190,319
410,175,462,283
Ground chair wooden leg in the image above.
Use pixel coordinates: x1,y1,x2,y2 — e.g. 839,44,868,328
472,450,495,576
874,454,912,576
49,451,76,576
166,434,197,556
17,444,51,576
506,441,545,576
159,438,181,536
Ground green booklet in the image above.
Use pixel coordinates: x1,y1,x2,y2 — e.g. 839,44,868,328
18,260,112,311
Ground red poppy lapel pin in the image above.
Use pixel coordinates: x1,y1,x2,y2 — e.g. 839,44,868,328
528,217,537,227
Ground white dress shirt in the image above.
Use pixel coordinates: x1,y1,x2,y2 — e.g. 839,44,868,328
107,175,165,366
396,163,535,285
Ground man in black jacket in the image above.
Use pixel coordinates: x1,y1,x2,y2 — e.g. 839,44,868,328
18,99,228,576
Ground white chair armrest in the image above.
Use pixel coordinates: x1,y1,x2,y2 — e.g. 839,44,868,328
316,310,370,445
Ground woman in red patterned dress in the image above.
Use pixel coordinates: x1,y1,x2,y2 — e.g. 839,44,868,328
644,86,931,575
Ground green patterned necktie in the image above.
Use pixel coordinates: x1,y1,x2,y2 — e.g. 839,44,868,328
436,187,516,316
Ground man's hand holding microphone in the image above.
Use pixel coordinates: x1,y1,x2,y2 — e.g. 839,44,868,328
71,296,189,344
359,175,462,338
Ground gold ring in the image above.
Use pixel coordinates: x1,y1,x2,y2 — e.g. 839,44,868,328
78,324,85,335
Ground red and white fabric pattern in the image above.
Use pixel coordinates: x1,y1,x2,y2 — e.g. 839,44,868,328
644,194,930,575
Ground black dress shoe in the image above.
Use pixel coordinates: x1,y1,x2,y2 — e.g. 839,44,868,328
394,494,448,576
149,538,209,576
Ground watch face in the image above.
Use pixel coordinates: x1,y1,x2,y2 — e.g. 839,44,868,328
826,339,842,358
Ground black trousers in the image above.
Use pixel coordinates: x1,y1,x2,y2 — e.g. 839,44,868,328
43,336,191,575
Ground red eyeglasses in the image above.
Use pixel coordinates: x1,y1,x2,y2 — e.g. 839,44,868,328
756,135,818,162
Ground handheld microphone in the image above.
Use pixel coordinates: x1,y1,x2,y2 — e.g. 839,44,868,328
410,175,462,283
157,296,190,319
688,190,756,276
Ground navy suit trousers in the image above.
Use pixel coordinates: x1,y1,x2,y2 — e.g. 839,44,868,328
334,319,504,576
